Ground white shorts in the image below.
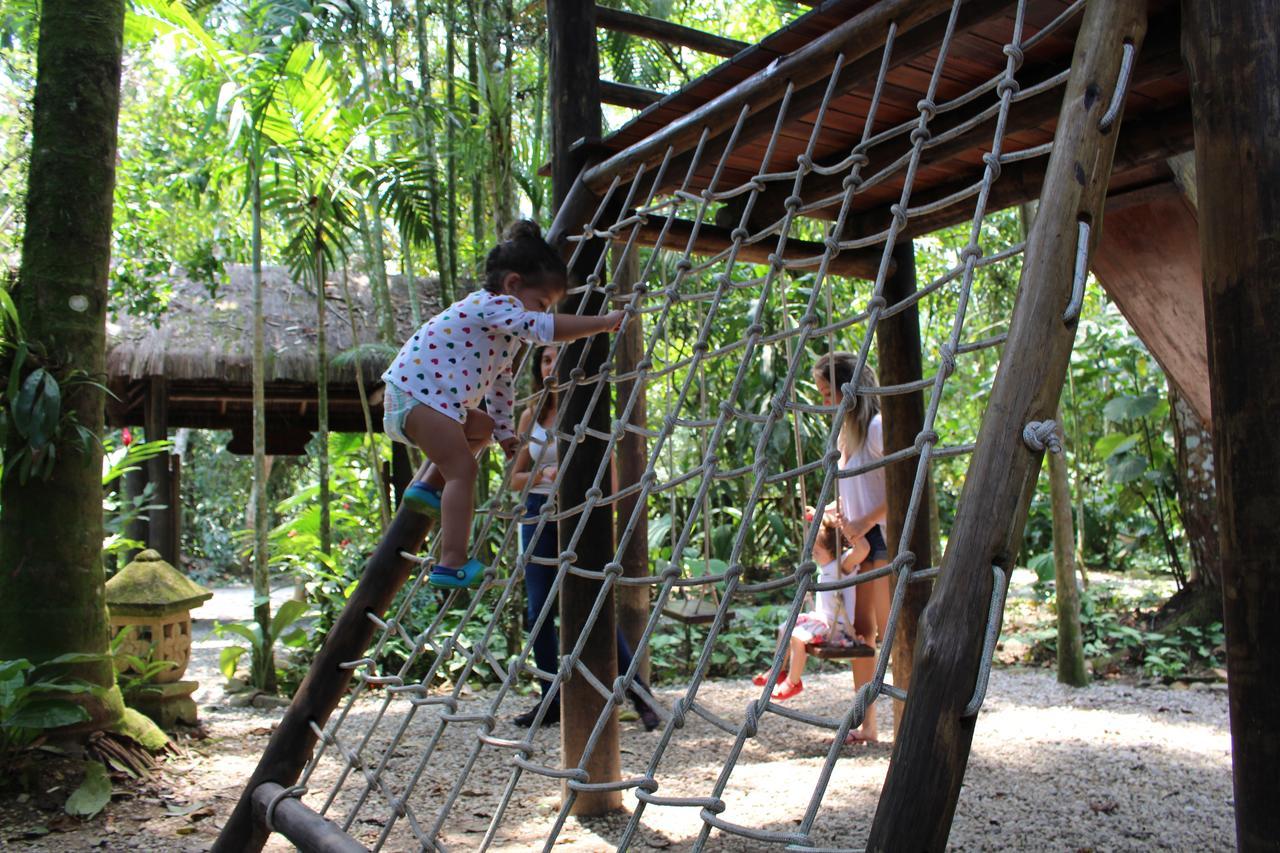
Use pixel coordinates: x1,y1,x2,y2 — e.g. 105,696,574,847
382,383,421,445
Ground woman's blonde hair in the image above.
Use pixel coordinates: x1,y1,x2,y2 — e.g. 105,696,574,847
813,351,880,454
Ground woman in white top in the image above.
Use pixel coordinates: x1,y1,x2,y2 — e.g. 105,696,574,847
509,346,658,730
812,352,890,744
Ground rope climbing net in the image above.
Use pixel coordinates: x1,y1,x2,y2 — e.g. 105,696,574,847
269,1,1104,848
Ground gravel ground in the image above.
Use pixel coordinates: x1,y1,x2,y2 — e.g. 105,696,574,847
0,588,1235,851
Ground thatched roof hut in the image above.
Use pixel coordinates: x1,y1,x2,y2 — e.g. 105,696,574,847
106,264,442,450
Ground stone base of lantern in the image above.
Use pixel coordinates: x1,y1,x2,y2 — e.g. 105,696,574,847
125,680,199,729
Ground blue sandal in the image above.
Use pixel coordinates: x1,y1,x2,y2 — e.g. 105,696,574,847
403,481,442,517
428,558,487,589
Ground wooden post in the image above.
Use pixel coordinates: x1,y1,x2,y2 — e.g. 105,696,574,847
867,1,1146,848
549,0,621,815
1182,3,1280,848
211,508,433,852
122,465,148,563
875,239,932,733
144,376,175,565
613,245,649,681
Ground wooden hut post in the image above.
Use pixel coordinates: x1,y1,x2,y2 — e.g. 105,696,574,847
144,376,176,565
549,0,622,815
867,1,1146,847
875,239,932,732
1182,2,1280,848
613,246,650,680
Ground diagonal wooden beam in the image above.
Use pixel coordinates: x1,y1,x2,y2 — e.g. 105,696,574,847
601,79,665,110
595,6,747,58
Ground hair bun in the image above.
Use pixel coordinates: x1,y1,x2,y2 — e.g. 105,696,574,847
504,219,543,242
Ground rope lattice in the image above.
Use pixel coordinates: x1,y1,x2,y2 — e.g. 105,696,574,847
291,2,1085,849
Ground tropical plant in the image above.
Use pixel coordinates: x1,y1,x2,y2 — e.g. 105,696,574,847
0,655,105,774
214,599,311,689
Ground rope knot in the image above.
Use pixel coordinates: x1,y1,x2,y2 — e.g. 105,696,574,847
915,98,937,121
741,700,761,738
796,153,814,172
981,152,1002,180
866,294,888,312
660,562,682,581
746,323,764,337
670,697,689,728
889,204,908,229
910,126,932,145
604,561,624,578
612,676,629,706
783,194,803,213
585,273,601,287
893,550,917,574
749,178,768,194
715,273,733,288
558,549,578,565
1002,43,1025,69
960,244,984,264
996,77,1021,99
914,429,938,451
825,448,841,465
767,253,783,268
585,486,603,501
569,367,586,382
938,343,957,377
674,258,693,273
572,422,587,440
1022,420,1063,454
824,236,842,256
636,358,653,371
841,173,863,192
729,227,750,242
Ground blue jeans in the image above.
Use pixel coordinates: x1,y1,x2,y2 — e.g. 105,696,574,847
521,492,641,700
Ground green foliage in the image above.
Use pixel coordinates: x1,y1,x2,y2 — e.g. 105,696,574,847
64,760,113,819
108,632,177,695
0,656,104,774
215,598,311,690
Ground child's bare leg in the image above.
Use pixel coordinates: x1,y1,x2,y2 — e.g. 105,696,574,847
420,410,495,492
850,655,878,741
786,635,809,685
403,407,479,567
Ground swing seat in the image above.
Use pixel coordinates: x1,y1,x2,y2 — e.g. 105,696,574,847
805,639,875,659
661,597,736,625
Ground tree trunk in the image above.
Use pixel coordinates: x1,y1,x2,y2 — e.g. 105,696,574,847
249,148,276,693
1049,407,1087,686
444,0,460,291
354,35,396,343
0,0,127,729
337,264,391,530
413,0,453,307
466,0,486,265
314,210,330,570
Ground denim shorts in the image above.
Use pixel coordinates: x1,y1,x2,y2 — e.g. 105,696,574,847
382,383,419,445
865,524,889,562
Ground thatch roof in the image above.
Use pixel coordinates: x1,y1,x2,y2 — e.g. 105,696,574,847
106,263,442,387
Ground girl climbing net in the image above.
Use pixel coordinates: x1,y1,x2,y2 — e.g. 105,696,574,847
380,220,623,589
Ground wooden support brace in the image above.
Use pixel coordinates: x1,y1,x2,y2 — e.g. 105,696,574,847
600,79,665,110
595,6,746,58
867,1,1147,848
250,783,365,853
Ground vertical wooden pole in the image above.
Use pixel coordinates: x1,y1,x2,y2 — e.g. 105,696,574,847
613,246,650,681
122,465,148,563
144,376,175,565
867,2,1145,848
1182,3,1280,849
548,0,621,815
875,239,932,733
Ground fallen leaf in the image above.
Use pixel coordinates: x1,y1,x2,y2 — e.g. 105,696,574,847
1089,801,1119,815
165,801,210,817
65,762,113,819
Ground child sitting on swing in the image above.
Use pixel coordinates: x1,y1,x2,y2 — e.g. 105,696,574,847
381,220,623,589
753,515,870,701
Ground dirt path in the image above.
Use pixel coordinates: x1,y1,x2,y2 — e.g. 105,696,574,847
0,587,1235,851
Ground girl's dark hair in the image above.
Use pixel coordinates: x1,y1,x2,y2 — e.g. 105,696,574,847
529,345,559,424
484,219,568,294
817,516,843,559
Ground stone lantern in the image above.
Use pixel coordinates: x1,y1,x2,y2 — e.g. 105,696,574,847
106,549,213,727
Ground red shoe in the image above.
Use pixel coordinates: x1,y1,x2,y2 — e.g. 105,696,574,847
771,679,803,701
752,669,786,687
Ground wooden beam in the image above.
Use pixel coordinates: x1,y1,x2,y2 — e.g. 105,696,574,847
144,376,176,565
549,0,622,816
876,240,932,734
583,0,963,192
600,79,664,110
615,217,889,280
250,783,365,853
867,0,1146,847
1183,1,1280,848
836,103,1194,245
595,6,745,58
